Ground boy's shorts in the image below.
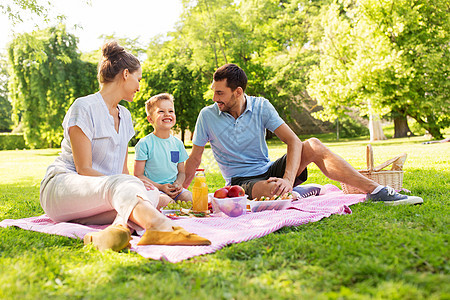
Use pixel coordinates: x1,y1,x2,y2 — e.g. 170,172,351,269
230,154,307,199
159,188,190,200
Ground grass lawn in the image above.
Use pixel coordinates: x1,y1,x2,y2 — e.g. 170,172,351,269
0,135,449,299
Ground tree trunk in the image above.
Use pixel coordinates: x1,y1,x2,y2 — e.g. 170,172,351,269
265,129,274,140
369,113,386,141
393,116,414,138
368,100,386,141
181,129,185,144
409,114,444,140
422,124,444,140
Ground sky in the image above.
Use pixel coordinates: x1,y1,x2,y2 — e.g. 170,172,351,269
0,0,183,53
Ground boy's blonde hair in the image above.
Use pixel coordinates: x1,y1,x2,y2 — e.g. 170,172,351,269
145,93,175,116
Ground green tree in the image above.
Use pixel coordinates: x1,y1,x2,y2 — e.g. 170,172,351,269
0,0,56,133
0,56,13,132
8,25,97,148
239,0,327,120
99,34,147,60
176,0,288,124
176,0,331,130
129,0,258,141
179,0,242,71
129,36,206,143
308,0,450,139
0,0,52,24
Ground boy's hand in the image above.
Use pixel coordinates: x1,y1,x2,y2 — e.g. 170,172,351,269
160,183,178,197
172,182,183,193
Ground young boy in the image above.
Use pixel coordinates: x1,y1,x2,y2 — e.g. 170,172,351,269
134,93,192,207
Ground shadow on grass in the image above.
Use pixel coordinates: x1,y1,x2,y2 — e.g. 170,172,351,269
0,227,81,258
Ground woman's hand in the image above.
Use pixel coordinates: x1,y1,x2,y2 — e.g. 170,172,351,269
134,160,159,191
140,177,157,191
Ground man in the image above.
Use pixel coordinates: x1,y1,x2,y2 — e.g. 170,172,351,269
183,63,423,205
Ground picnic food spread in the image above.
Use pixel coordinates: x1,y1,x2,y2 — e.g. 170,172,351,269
160,201,208,218
161,189,296,218
251,192,294,201
248,192,294,213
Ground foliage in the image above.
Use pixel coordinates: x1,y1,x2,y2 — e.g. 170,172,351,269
99,34,148,60
0,0,52,24
333,117,370,138
179,0,244,71
0,97,12,132
0,56,13,132
160,0,330,125
177,0,262,98
123,31,208,141
7,25,97,148
0,133,26,150
239,0,327,120
6,0,448,145
0,138,449,298
307,0,450,139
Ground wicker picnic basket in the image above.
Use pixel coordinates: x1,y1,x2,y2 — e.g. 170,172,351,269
341,144,407,194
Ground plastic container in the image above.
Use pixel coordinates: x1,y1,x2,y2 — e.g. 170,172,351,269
160,209,180,216
192,169,209,212
248,199,292,213
210,195,248,217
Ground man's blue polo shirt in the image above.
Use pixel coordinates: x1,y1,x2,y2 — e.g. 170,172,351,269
192,95,284,184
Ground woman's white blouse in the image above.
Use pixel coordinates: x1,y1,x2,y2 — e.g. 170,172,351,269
50,92,135,176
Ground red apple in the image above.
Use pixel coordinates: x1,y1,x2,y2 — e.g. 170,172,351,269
219,201,235,215
227,185,245,197
228,205,244,217
214,188,229,198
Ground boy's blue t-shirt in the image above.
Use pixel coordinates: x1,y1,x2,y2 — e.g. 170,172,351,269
135,133,189,184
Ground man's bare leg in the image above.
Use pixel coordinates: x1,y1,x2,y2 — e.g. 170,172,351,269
252,138,378,199
299,138,378,193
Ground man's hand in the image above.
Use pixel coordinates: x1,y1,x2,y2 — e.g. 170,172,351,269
267,177,293,196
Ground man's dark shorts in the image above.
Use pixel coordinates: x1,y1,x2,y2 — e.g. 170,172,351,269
230,154,307,199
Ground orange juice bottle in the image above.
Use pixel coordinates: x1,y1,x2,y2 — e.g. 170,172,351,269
192,168,208,212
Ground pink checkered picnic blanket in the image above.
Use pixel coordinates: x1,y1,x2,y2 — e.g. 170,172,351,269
0,185,365,263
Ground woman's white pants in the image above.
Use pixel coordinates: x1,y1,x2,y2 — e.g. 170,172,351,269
40,166,159,226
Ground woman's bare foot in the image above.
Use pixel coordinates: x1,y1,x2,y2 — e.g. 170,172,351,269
129,198,175,232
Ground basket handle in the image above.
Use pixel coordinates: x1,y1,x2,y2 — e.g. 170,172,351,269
366,144,374,172
373,153,408,171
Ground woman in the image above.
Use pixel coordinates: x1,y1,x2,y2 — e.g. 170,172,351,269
40,41,210,251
